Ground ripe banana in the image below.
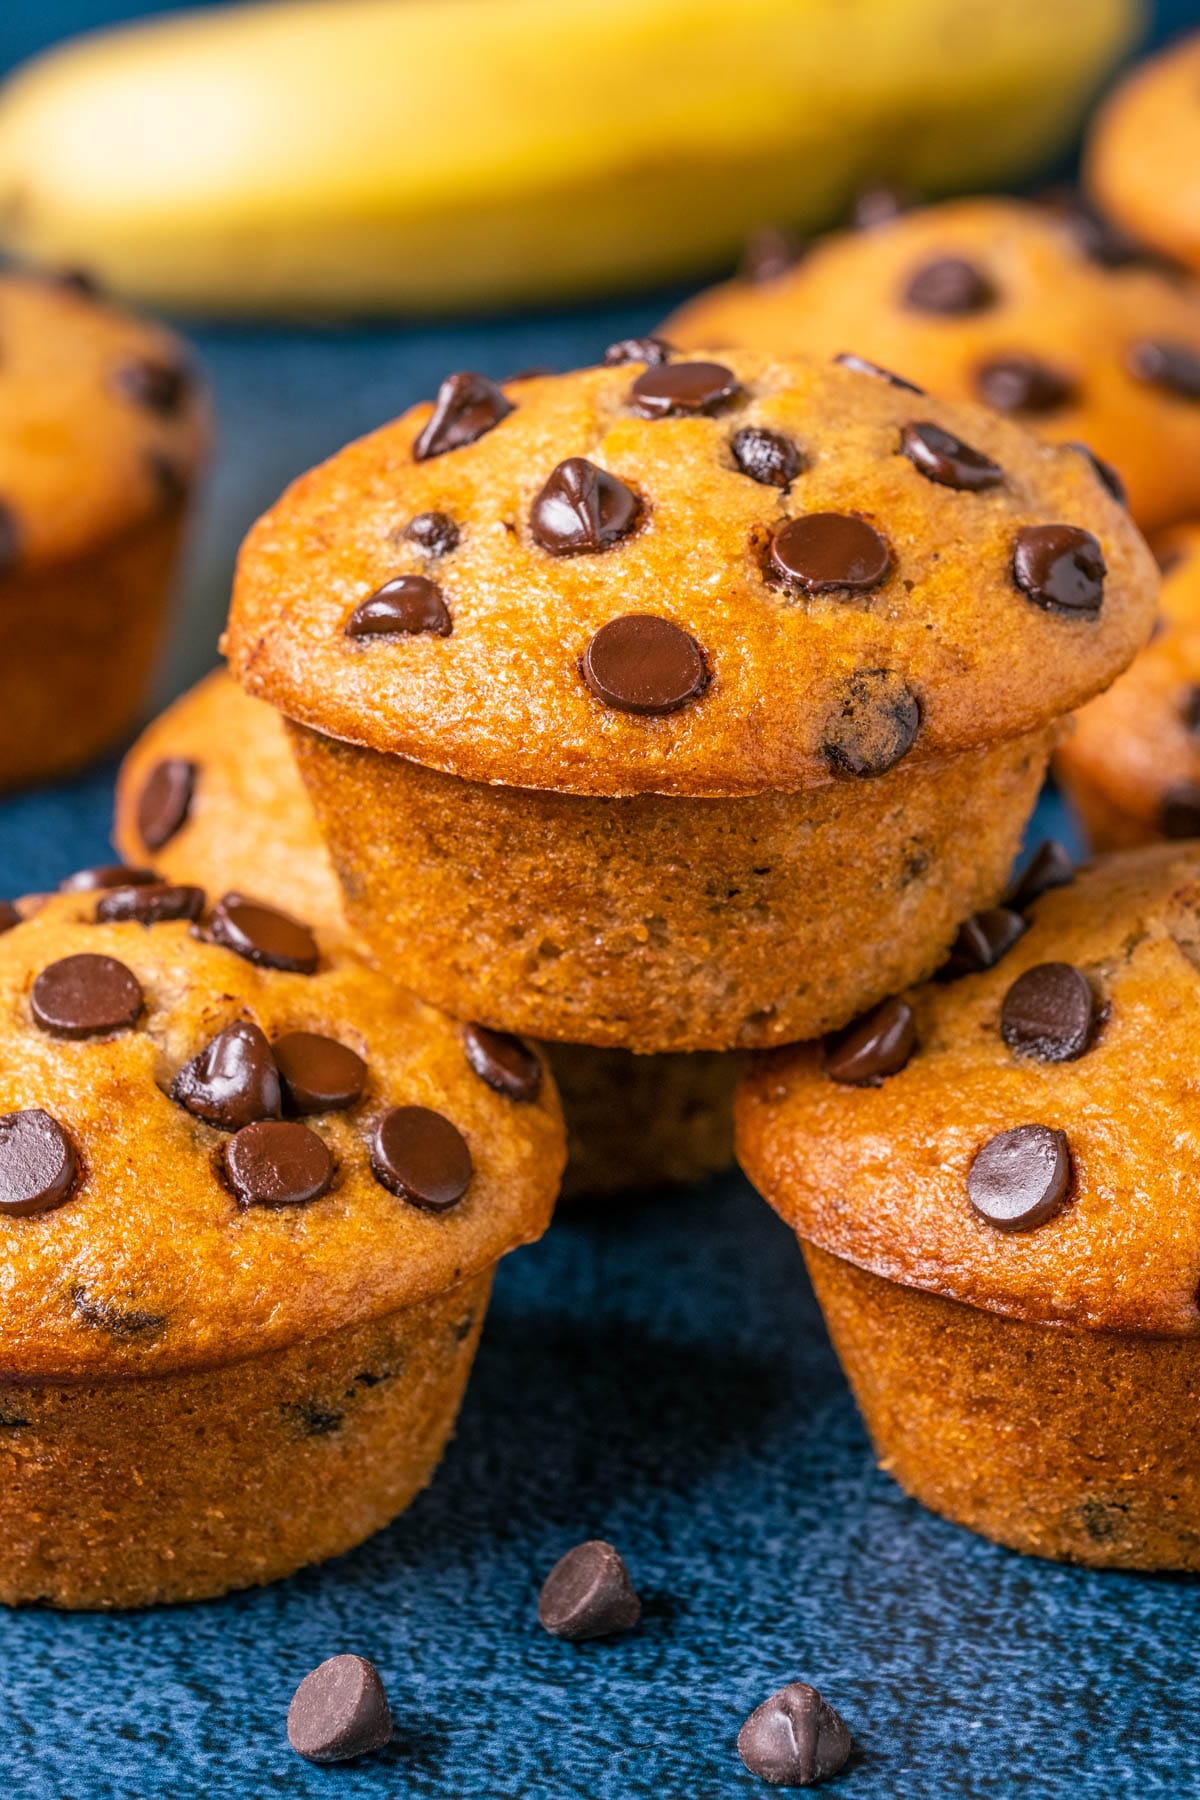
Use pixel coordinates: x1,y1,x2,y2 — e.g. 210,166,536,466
0,0,1142,316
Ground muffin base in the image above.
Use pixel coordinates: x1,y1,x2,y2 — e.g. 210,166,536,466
805,1244,1200,1570
549,1044,740,1198
0,1272,489,1609
291,723,1053,1052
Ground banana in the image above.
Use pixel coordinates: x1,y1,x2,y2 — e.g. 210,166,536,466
0,0,1142,316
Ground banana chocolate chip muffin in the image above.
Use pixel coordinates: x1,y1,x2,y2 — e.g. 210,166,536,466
738,843,1200,1569
0,884,562,1607
0,267,208,790
1086,34,1200,283
665,197,1200,533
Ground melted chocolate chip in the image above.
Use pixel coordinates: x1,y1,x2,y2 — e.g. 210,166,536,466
603,336,673,367
731,426,803,488
273,1032,367,1115
0,1110,78,1216
95,883,205,926
209,894,319,974
31,954,142,1039
530,458,641,555
825,997,916,1085
1127,340,1200,402
968,1124,1072,1232
224,1119,334,1209
900,421,1003,492
345,575,451,639
0,902,18,935
137,758,196,851
538,1541,642,1641
370,1105,472,1211
412,371,514,460
771,514,890,594
0,502,21,575
903,256,996,315
70,1287,165,1338
975,354,1076,415
1162,781,1200,839
938,908,1026,981
834,352,924,394
1005,840,1075,912
739,226,805,283
1013,525,1105,617
60,864,160,893
1065,442,1127,508
1001,962,1097,1063
287,1655,393,1765
738,1683,853,1788
630,361,739,418
112,357,190,416
582,614,707,716
403,511,459,557
822,670,920,778
172,1020,282,1131
463,1024,542,1102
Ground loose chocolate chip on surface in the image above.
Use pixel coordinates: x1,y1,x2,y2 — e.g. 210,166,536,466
0,1109,78,1217
31,954,142,1039
1001,962,1097,1063
0,901,18,935
137,758,196,851
738,1682,853,1788
731,426,803,488
287,1655,393,1765
95,883,205,926
1127,340,1200,402
1162,781,1200,839
900,421,1003,491
403,510,459,557
975,354,1076,415
582,614,707,716
173,1020,282,1131
938,908,1026,981
538,1541,641,1641
412,371,514,460
370,1105,472,1211
1005,840,1075,912
345,574,451,639
834,352,923,394
826,997,916,1085
209,894,319,974
740,226,805,283
603,336,673,367
630,360,738,418
0,501,21,574
968,1124,1072,1232
112,356,190,416
903,255,996,315
822,670,920,778
530,458,641,555
61,864,161,892
1065,442,1127,507
225,1119,334,1209
771,514,890,593
463,1024,542,1102
1012,525,1105,616
273,1032,367,1116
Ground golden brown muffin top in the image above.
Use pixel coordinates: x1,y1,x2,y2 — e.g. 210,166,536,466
0,269,208,573
665,198,1200,534
0,887,563,1380
737,844,1200,1336
225,347,1156,799
1086,33,1200,278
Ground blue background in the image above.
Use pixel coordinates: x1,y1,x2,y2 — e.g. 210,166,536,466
1,4,1198,1796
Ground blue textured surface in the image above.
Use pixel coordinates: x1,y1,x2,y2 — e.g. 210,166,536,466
2,2,1200,1795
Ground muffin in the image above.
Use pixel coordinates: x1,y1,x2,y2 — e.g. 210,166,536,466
737,843,1200,1569
664,197,1200,533
0,267,208,790
0,882,562,1607
113,668,737,1195
1086,33,1200,282
1057,523,1200,851
223,349,1155,1054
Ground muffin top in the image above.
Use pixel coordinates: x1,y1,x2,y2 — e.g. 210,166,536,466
1086,33,1200,278
225,347,1155,799
0,883,563,1379
736,844,1200,1336
0,268,208,573
665,198,1200,533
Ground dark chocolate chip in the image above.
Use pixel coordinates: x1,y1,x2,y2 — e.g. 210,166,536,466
0,1109,78,1217
1001,962,1096,1063
403,511,459,557
345,574,451,639
731,426,803,488
145,449,190,509
412,371,514,460
48,265,102,297
273,1032,367,1116
938,908,1026,981
834,352,924,395
968,1124,1072,1232
463,1024,542,1102
903,255,996,315
1181,686,1200,740
370,1105,472,1212
0,502,21,575
1127,340,1200,402
95,883,205,926
60,864,161,893
1005,840,1075,911
209,894,319,974
112,356,190,416
530,458,641,555
852,183,911,230
31,953,142,1039
822,669,920,777
975,354,1075,415
825,997,916,1085
1012,524,1105,616
900,421,1003,492
1048,191,1153,269
282,1399,344,1439
0,901,18,935
537,1541,641,1641
738,1682,853,1788
582,614,707,716
1065,441,1127,507
224,1119,333,1209
172,1020,282,1131
771,513,890,593
603,336,673,367
739,226,805,283
629,360,739,418
287,1656,393,1765
137,758,196,851
1162,781,1200,839
70,1287,165,1338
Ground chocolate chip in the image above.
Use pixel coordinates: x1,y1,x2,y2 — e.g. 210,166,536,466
70,1287,165,1338
0,902,18,935
31,954,142,1039
209,894,319,974
60,864,161,892
938,908,1026,981
738,1682,853,1788
172,1021,282,1131
145,449,189,509
629,360,738,418
530,458,641,555
1182,687,1200,740
1005,840,1075,911
968,1124,1072,1232
834,352,924,394
463,1024,542,1102
537,1541,641,1641
0,502,21,575
273,1032,367,1115
345,574,451,639
369,1105,472,1211
1001,962,1096,1063
287,1656,393,1765
852,183,911,230
1012,525,1105,616
903,256,996,315
771,514,890,593
822,669,920,777
95,883,205,926
224,1119,334,1209
731,427,803,488
825,997,916,1085
48,265,101,297
1162,781,1200,839
582,614,707,716
975,354,1076,416
900,421,1003,492
412,371,514,460
0,1110,78,1217
603,336,673,366
1065,442,1127,507
112,357,190,416
137,758,195,851
739,225,805,283
1127,340,1200,402
403,511,459,557
1049,192,1151,269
